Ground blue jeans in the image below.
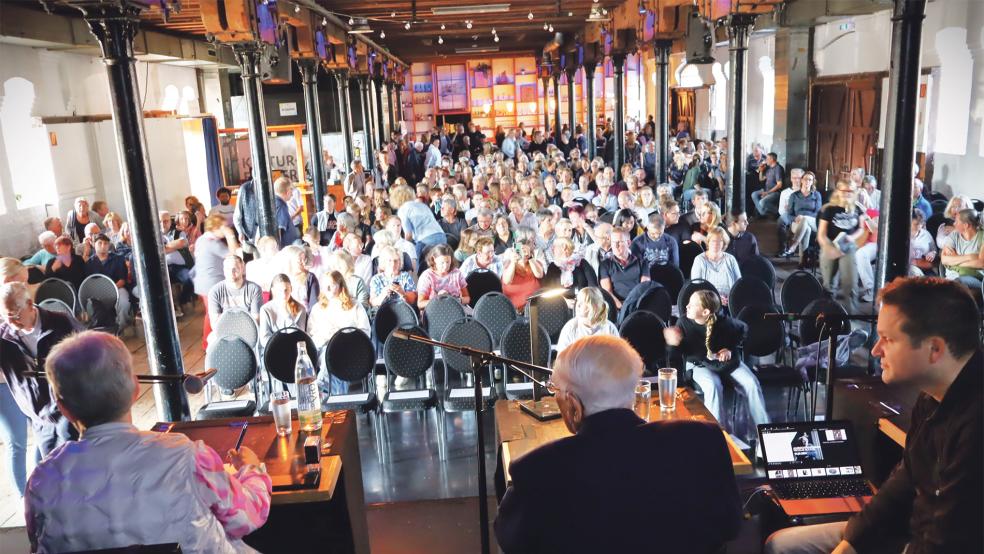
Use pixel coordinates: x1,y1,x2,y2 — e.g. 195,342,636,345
688,361,770,438
415,232,448,261
752,189,780,217
0,384,28,496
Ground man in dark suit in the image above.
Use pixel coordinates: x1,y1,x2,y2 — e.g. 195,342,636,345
494,335,742,554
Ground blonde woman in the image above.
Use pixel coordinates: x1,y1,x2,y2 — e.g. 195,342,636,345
309,270,370,395
935,195,973,249
690,228,741,305
817,179,867,312
632,186,658,223
326,250,369,308
556,287,619,353
258,273,307,351
689,202,722,247
279,244,320,312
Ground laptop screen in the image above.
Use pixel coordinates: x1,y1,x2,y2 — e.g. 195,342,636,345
759,421,864,480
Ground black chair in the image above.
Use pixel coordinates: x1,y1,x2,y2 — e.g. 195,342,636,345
424,294,466,342
37,298,75,318
499,318,551,400
739,254,777,292
381,324,444,459
649,263,685,301
635,285,673,323
36,277,77,315
78,273,120,332
930,198,948,215
780,270,825,316
618,310,667,374
196,336,257,420
676,279,719,318
372,299,419,346
213,308,260,349
678,241,704,278
530,291,572,344
445,233,460,250
737,304,809,419
465,268,503,308
263,327,318,387
728,277,775,319
473,292,517,348
799,297,849,346
321,327,378,414
440,317,496,412
599,287,620,323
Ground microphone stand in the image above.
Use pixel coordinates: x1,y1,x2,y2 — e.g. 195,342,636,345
392,330,551,554
763,312,877,420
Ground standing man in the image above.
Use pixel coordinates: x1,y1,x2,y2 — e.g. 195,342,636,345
232,179,258,256
425,137,442,169
273,177,300,247
344,160,366,199
765,277,983,554
0,282,82,458
208,187,236,227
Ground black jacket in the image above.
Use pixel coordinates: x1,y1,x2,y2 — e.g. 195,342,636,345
670,313,747,373
495,409,742,554
541,260,598,292
0,308,82,425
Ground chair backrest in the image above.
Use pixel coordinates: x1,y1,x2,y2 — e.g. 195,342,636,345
649,263,685,301
530,292,572,343
728,277,775,318
262,327,317,384
635,285,673,322
36,278,77,314
424,294,467,341
499,318,550,367
213,308,259,348
739,254,777,291
736,304,785,358
383,324,434,379
678,241,704,278
800,297,849,346
465,269,502,308
473,292,518,346
323,327,376,383
38,298,75,317
440,317,493,374
372,299,419,344
780,270,824,315
676,278,719,318
445,233,460,250
618,310,667,371
78,274,119,311
206,336,257,391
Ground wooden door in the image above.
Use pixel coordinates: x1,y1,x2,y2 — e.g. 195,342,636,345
671,89,696,135
809,78,880,190
846,79,880,178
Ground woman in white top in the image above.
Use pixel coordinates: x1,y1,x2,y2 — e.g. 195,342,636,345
258,273,308,353
556,287,620,353
308,270,370,349
244,236,281,294
690,227,742,306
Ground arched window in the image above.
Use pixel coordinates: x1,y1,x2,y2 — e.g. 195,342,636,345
0,78,57,210
758,56,775,140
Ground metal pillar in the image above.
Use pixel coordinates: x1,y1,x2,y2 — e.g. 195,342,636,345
233,43,276,238
298,59,326,213
357,75,375,170
583,64,597,158
552,73,562,138
386,81,396,138
394,83,404,136
334,69,355,168
725,14,754,215
565,68,577,139
80,3,188,421
876,0,927,290
373,75,387,149
655,40,672,184
542,77,551,136
612,53,626,169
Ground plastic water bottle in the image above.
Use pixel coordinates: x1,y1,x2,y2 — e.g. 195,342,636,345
294,342,322,432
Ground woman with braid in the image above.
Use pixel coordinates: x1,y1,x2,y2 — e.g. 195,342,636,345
663,290,769,436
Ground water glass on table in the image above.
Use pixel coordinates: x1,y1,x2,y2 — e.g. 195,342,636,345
658,368,677,411
271,391,292,437
633,380,651,422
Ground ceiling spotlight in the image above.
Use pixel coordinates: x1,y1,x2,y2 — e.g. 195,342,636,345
348,16,354,25
440,23,446,30
466,20,473,29
548,24,554,32
380,30,386,38
322,17,327,25
568,11,573,16
438,36,444,44
391,11,397,17
491,27,496,34
528,10,534,20
404,21,411,30
494,35,500,42
543,22,549,30
294,4,300,13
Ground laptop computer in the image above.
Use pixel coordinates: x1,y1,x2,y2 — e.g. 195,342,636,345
758,420,875,516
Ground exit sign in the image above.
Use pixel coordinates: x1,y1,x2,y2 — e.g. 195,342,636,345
838,21,856,32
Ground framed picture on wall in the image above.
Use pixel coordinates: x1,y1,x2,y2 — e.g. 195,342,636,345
436,64,468,112
519,83,537,103
472,62,491,88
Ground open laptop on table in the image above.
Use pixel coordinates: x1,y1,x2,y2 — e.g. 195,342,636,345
758,421,875,516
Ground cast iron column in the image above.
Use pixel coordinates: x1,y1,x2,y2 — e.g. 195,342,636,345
386,81,396,137
298,59,326,213
541,77,551,136
565,67,577,139
612,53,627,169
233,42,277,238
393,83,404,136
334,69,356,168
583,64,597,158
876,0,927,290
552,73,562,138
373,75,387,148
655,40,672,183
81,3,188,421
725,14,754,215
357,74,375,170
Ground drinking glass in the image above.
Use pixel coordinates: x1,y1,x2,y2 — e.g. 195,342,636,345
633,380,651,422
658,368,678,411
271,391,292,437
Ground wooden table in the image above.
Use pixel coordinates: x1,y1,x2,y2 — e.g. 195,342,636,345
156,411,369,554
494,388,753,488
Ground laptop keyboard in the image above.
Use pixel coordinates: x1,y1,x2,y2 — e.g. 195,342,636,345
773,479,872,499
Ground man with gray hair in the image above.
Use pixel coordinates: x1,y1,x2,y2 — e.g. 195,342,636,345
207,255,263,332
25,331,271,553
0,282,82,458
24,230,58,268
494,335,742,554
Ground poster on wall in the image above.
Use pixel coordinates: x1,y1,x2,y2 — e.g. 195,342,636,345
519,83,537,103
436,64,467,112
472,62,492,88
492,58,514,85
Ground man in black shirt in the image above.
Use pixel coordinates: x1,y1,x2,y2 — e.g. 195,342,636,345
766,277,983,554
599,227,650,308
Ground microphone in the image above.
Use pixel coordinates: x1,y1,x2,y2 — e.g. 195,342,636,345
391,329,417,341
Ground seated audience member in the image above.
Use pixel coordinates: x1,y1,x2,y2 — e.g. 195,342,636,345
724,212,759,265
76,222,102,259
780,171,823,260
25,331,271,553
501,237,544,310
309,194,338,247
161,210,194,309
43,216,64,239
556,287,619,353
25,231,58,269
935,195,973,249
193,215,240,341
84,234,130,328
438,196,467,240
765,277,982,554
1,282,82,459
494,335,742,554
244,236,281,297
911,179,932,221
542,238,598,291
611,208,640,241
631,212,679,270
664,289,769,431
751,152,785,217
454,228,478,264
908,210,937,276
310,271,370,398
662,200,692,245
690,228,742,306
207,255,263,333
493,215,514,255
44,236,86,290
689,202,723,248
258,273,307,352
459,237,503,277
583,222,613,277
939,208,984,291
65,197,100,244
207,186,236,226
1,258,28,285
599,227,650,308
342,234,373,286
280,245,319,313
417,244,469,309
326,251,369,308
368,246,418,308
101,212,127,254
382,216,419,273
